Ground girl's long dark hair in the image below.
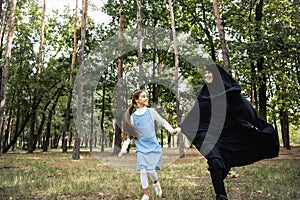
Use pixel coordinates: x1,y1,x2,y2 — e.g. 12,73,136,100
123,89,144,138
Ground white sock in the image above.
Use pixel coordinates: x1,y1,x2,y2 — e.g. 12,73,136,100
147,169,158,182
140,169,149,189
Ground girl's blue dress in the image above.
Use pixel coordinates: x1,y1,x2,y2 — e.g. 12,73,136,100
133,108,162,170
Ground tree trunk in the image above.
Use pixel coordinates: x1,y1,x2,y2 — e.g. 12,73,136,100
0,0,3,18
2,90,14,151
14,104,21,149
43,89,62,151
28,104,37,153
37,99,52,151
53,128,60,149
250,62,258,109
294,0,300,87
253,0,267,120
63,0,78,153
3,111,31,153
280,108,290,150
168,0,184,157
63,89,72,152
100,81,105,152
73,0,88,160
113,1,124,154
297,61,300,87
3,97,13,151
151,28,160,147
28,0,46,153
37,0,46,78
136,0,144,89
89,89,94,152
0,117,4,150
0,0,8,61
248,3,260,111
257,66,266,118
212,0,231,72
167,102,172,148
0,0,17,153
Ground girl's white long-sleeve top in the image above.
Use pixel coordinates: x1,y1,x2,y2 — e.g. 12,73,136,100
132,107,174,133
120,107,173,153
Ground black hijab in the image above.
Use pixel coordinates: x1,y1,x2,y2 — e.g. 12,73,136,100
198,63,241,100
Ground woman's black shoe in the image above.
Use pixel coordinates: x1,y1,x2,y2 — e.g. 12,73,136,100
216,194,228,200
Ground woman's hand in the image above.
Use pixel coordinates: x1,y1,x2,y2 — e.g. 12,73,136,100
171,127,181,135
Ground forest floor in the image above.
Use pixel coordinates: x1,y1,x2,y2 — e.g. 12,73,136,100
0,146,300,200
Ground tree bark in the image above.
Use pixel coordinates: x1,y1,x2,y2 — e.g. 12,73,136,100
43,89,62,151
0,0,17,153
73,0,88,160
63,0,78,153
0,0,8,61
297,61,300,88
212,0,231,72
2,91,14,151
28,104,37,153
36,0,46,79
250,62,258,108
152,28,159,147
167,102,172,148
136,0,144,89
254,0,267,120
280,108,290,150
168,0,184,158
38,99,52,151
276,73,290,149
100,81,106,152
3,111,31,153
89,89,94,152
294,0,300,87
0,0,3,18
113,0,124,154
28,0,46,153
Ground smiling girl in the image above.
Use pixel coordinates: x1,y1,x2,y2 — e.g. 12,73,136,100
119,89,178,200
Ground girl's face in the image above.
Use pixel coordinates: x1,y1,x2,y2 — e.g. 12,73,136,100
205,70,213,83
135,91,148,108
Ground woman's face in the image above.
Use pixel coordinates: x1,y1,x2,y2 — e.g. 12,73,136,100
205,70,213,83
135,91,149,108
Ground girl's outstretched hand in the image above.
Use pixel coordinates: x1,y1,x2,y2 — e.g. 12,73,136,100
118,151,124,158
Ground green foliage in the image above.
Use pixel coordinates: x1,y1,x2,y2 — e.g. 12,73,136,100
1,0,299,152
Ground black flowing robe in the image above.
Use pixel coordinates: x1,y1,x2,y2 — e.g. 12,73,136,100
180,63,279,167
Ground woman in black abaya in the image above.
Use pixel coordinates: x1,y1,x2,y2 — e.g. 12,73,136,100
175,63,279,200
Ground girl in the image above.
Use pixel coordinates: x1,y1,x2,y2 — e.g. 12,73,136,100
118,89,177,200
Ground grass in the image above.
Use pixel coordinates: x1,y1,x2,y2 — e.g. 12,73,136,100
0,147,300,200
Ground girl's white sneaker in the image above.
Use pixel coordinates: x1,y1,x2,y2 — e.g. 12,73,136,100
153,182,162,197
141,194,149,200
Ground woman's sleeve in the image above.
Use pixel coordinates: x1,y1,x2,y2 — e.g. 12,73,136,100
228,93,261,133
150,108,174,133
179,100,200,141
